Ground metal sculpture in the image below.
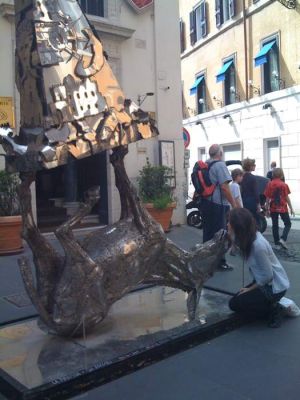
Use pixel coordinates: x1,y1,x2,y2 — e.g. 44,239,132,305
3,0,157,172
0,0,228,337
276,0,296,9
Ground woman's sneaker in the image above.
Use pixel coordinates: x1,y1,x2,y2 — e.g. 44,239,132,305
279,239,288,249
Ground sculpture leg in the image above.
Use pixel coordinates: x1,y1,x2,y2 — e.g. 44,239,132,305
110,146,160,233
54,187,101,275
18,257,57,330
18,172,63,312
187,287,202,320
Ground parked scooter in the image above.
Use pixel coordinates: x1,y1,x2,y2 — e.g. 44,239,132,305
186,194,203,229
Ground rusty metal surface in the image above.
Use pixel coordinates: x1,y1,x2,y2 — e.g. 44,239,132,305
0,0,157,172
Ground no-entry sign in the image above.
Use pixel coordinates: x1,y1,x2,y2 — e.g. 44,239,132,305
183,127,190,148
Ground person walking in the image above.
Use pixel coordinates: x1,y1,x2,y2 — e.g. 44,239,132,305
240,158,260,224
266,161,276,180
201,144,236,269
230,168,243,208
264,168,295,249
228,208,289,328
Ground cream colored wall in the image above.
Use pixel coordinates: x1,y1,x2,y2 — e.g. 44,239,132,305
103,0,185,224
181,0,300,116
0,9,14,170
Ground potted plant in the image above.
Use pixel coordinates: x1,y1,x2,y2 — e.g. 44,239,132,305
138,159,176,232
0,170,23,255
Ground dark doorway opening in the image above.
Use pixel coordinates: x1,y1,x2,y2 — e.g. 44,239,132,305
36,152,108,231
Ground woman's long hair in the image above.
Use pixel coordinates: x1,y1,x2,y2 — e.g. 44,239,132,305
228,208,257,259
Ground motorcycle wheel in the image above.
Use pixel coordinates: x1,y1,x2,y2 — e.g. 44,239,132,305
257,214,267,233
187,211,203,229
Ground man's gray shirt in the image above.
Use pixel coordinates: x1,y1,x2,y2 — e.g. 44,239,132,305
207,159,232,205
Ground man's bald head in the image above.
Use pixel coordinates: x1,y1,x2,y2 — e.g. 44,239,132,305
209,144,222,159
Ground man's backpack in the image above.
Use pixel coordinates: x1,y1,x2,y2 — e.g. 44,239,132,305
191,160,220,197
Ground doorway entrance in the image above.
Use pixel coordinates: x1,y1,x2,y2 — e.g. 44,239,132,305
36,152,108,230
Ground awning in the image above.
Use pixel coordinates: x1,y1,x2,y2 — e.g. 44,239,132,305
216,60,234,83
190,75,204,95
254,40,276,67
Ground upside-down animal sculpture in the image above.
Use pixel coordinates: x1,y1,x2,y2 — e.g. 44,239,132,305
0,0,228,337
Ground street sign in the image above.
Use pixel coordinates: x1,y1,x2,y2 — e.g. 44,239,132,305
183,127,190,148
0,97,14,128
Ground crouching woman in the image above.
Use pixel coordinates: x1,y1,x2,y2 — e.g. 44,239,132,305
228,208,289,327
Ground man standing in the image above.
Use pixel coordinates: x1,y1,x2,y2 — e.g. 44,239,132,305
266,161,276,180
202,144,236,268
264,168,295,249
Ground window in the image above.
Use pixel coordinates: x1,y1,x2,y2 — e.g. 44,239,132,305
198,147,206,161
216,58,236,105
264,139,279,175
189,74,206,113
224,61,236,105
80,0,104,17
222,144,241,166
189,1,207,45
215,0,235,28
180,19,186,53
263,38,280,94
196,75,206,114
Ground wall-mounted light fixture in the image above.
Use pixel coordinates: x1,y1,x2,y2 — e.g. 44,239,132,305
230,86,240,101
187,106,196,115
248,80,260,95
137,92,154,106
212,95,222,107
195,120,203,125
223,114,231,119
262,103,272,110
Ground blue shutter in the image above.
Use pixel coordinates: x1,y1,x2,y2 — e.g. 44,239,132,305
200,2,207,38
189,10,196,45
215,0,222,28
229,0,235,18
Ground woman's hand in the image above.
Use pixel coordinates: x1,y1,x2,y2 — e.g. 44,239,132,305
290,208,295,217
238,287,251,295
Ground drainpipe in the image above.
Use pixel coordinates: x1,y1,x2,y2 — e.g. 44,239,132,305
242,0,249,101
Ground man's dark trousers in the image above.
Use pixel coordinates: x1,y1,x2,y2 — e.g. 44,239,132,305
202,199,230,243
271,212,291,244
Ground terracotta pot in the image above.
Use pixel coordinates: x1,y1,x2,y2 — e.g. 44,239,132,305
0,216,23,255
144,202,176,232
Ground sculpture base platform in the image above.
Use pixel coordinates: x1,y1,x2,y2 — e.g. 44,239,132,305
0,287,242,400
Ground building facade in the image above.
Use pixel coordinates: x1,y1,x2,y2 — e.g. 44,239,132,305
0,0,185,227
180,0,300,212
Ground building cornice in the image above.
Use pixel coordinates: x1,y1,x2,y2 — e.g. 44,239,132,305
0,2,15,23
181,0,275,60
86,15,135,40
183,85,300,124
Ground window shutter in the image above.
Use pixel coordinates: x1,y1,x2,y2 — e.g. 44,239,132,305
189,10,196,46
229,0,236,18
215,0,222,28
200,2,207,38
180,18,186,53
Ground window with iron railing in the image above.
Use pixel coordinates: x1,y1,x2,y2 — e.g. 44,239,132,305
79,0,105,17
